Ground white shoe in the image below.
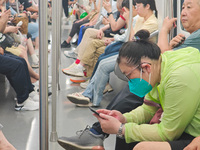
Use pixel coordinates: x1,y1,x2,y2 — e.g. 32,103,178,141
67,92,90,105
29,89,39,102
62,62,77,73
32,62,39,68
63,65,84,77
80,79,90,89
15,97,39,111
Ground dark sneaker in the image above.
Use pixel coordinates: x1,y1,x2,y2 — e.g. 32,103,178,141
57,126,105,150
61,41,71,48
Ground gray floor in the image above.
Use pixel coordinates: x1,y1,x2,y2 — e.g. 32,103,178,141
0,22,127,150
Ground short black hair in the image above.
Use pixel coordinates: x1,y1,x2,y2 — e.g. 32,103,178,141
122,0,136,9
135,0,157,17
117,29,160,67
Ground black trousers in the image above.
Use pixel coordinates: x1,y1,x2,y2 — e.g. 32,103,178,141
0,53,34,104
69,19,89,38
62,0,69,17
92,84,144,139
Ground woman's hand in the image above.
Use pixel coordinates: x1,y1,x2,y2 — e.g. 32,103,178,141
122,7,129,24
96,109,126,123
6,26,20,33
104,38,113,46
94,112,122,134
96,29,104,39
103,0,112,13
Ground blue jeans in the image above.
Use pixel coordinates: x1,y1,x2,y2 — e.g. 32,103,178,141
91,41,124,78
83,54,118,106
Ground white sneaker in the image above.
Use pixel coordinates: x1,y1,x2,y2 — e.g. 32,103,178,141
67,92,90,104
62,62,77,73
32,62,39,68
63,65,84,77
64,51,78,59
80,79,90,89
29,90,39,102
15,97,39,111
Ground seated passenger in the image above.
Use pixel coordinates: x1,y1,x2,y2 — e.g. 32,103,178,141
58,31,200,150
61,0,100,48
62,0,127,80
66,0,158,107
157,0,200,52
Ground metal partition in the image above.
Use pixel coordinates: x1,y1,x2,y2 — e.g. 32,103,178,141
39,0,48,149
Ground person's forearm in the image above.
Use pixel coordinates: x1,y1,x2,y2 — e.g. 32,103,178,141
157,27,171,53
100,24,110,31
0,21,7,33
26,6,38,12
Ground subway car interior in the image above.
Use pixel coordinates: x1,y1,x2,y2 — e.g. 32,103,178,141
0,0,192,150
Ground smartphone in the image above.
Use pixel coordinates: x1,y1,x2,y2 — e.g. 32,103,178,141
101,13,107,19
89,107,100,116
6,6,11,10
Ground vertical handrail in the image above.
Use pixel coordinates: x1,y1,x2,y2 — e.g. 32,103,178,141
15,0,20,14
169,0,174,40
50,0,61,142
39,0,49,149
94,0,103,29
125,0,133,42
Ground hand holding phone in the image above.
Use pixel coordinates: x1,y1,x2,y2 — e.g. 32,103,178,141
89,107,100,116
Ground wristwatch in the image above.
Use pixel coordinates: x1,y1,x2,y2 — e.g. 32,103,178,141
117,123,125,139
107,12,113,17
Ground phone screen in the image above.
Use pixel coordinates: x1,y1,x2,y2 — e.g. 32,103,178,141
89,107,100,116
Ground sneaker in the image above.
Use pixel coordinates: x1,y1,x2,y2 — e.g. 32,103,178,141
64,51,78,59
70,76,89,83
32,62,39,68
76,102,93,107
80,79,90,89
64,65,84,77
61,41,71,48
29,90,39,102
67,92,90,104
103,83,113,94
57,126,105,150
15,97,39,111
62,62,77,74
72,39,78,46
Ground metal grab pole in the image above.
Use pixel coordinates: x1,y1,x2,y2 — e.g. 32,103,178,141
50,0,61,142
39,0,48,149
125,0,133,42
15,0,20,14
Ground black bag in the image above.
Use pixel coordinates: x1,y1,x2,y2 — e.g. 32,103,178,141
0,33,15,50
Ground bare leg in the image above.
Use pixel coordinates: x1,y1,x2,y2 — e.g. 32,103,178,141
133,141,171,150
34,37,39,50
0,130,16,150
18,45,39,81
66,36,72,43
